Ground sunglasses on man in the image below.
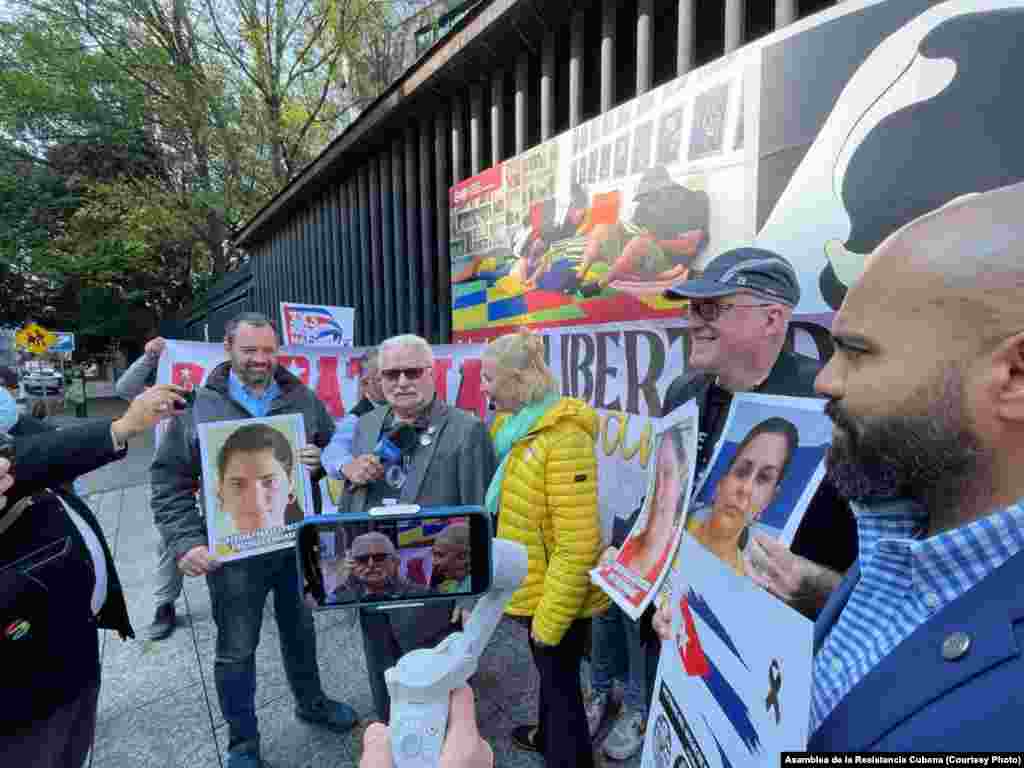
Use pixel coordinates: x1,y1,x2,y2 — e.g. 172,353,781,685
380,367,431,382
688,298,773,323
353,552,393,565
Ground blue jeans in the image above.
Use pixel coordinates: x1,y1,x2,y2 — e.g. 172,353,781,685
590,602,650,713
207,550,323,750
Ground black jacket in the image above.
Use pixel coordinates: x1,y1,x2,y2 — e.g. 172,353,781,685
1,420,134,731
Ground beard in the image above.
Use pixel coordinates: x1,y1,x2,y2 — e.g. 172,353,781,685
824,367,987,521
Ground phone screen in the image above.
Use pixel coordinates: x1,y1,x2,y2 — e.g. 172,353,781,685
300,511,491,609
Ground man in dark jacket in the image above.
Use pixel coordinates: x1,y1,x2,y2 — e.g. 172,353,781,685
0,383,185,766
150,312,356,768
660,247,856,610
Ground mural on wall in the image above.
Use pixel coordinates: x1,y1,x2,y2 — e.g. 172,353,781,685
450,55,747,341
450,0,1024,341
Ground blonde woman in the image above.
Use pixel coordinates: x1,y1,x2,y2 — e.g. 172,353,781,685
481,331,608,768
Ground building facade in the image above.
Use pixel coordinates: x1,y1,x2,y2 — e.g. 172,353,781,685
234,0,841,346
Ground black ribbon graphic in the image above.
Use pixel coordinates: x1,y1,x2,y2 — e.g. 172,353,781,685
765,659,782,724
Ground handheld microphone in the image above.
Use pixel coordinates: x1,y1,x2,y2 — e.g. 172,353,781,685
374,424,418,467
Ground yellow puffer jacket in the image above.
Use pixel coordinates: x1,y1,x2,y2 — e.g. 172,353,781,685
493,397,609,646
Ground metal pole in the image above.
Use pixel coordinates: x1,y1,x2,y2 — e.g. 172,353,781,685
724,0,745,54
637,0,653,96
601,0,616,113
541,30,555,141
678,0,695,75
491,71,505,164
515,52,529,155
569,11,584,128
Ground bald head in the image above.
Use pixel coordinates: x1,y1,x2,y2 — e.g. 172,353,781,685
855,181,1024,354
819,181,1024,532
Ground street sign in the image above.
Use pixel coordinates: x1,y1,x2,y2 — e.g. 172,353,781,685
15,323,57,355
51,332,76,354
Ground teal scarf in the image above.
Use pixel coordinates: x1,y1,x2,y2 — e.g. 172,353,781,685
485,392,560,519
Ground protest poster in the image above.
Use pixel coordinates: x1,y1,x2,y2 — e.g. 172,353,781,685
198,413,316,561
591,399,698,619
157,318,692,543
641,535,813,768
280,303,355,347
689,394,830,574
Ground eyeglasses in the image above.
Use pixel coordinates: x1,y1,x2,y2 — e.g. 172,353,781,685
380,367,430,382
354,552,392,565
688,299,773,323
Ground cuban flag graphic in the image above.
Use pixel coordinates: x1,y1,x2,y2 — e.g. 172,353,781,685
282,304,353,347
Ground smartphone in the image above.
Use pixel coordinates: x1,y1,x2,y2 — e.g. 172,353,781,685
297,505,492,611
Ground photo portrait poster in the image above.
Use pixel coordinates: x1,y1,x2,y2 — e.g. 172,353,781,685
641,535,813,768
690,393,830,574
591,399,699,619
198,413,316,562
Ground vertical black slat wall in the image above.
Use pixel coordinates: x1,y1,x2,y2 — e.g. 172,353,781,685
321,194,335,304
275,233,284,321
306,202,318,305
336,183,351,318
389,137,407,336
320,192,334,304
345,178,362,343
434,109,452,345
284,216,296,309
288,215,299,309
251,244,262,320
300,207,313,304
345,177,361,344
357,166,374,345
329,185,346,321
404,124,423,338
367,159,384,344
379,150,397,340
312,198,326,305
418,118,436,343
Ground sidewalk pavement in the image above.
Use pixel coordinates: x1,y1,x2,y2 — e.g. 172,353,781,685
70,405,642,768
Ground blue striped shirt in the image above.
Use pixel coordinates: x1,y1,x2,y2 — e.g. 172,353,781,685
810,498,1024,734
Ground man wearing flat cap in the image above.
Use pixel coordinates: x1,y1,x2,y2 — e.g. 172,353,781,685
660,247,857,613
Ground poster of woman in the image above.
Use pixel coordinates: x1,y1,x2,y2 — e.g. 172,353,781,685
687,393,830,579
198,413,316,562
591,399,698,619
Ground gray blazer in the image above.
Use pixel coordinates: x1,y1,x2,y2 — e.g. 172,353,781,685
340,398,497,651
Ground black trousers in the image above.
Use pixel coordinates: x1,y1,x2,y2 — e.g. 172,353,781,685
529,618,595,768
2,679,100,767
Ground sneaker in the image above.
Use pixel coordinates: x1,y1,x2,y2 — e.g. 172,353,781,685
225,741,262,768
146,603,176,641
602,708,646,761
585,690,610,737
295,695,358,734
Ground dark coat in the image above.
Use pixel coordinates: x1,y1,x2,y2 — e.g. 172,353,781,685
1,420,134,731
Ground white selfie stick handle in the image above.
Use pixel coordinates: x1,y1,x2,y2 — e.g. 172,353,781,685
386,539,528,768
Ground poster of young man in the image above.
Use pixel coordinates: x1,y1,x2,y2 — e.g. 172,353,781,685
688,394,830,579
198,413,316,561
641,535,813,768
591,399,698,619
